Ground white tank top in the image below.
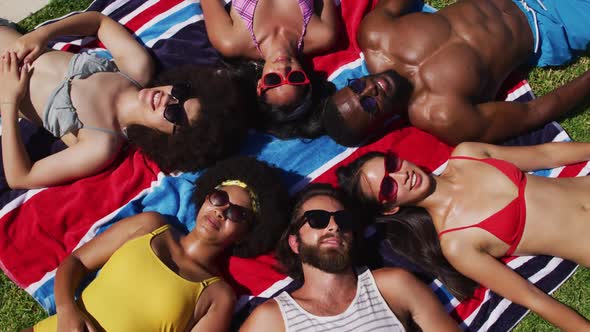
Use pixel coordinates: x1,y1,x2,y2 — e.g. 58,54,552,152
275,267,406,332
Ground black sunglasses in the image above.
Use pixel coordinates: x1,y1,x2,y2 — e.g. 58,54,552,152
301,209,353,231
163,83,192,134
347,78,378,114
208,189,254,224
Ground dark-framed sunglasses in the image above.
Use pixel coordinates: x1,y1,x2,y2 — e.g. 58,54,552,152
300,209,353,231
258,70,310,95
163,83,192,135
208,189,254,224
347,78,378,115
378,152,403,202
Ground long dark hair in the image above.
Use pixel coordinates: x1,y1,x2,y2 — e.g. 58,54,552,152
337,152,478,300
378,207,478,300
126,64,253,172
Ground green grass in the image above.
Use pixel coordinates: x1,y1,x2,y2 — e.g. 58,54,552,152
0,273,47,331
1,0,589,331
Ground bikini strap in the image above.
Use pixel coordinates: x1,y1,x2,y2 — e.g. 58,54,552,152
438,224,479,239
150,224,171,236
200,276,222,287
116,70,143,89
449,156,481,161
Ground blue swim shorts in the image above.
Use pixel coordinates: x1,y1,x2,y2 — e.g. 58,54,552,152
513,0,590,67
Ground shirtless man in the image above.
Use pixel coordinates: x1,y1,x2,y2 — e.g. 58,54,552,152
323,0,590,146
240,183,459,332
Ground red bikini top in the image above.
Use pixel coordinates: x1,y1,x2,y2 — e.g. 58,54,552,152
438,156,527,256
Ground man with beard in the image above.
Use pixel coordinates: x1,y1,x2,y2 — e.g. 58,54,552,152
323,0,590,146
240,183,459,332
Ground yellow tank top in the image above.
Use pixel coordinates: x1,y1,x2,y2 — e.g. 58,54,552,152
34,224,221,332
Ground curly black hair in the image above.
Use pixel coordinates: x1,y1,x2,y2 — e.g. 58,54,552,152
276,183,363,281
191,156,290,258
126,65,255,172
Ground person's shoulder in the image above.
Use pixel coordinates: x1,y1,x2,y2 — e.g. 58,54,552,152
372,267,417,285
206,279,236,307
125,211,169,237
240,298,284,332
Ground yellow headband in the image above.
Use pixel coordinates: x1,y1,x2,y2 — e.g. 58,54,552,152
216,180,259,214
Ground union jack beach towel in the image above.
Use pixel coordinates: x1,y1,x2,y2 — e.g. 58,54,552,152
0,0,586,331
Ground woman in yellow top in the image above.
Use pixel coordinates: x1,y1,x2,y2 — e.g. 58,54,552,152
26,156,290,332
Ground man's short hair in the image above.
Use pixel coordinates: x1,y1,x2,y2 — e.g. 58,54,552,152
322,97,364,147
276,183,359,280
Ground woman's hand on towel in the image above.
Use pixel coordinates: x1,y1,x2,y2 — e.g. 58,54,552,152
0,51,31,110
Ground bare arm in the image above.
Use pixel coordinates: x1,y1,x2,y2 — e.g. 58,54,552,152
12,11,154,86
55,212,166,331
189,282,236,332
374,268,460,332
2,127,121,189
415,69,590,145
200,0,245,57
304,0,339,53
240,299,285,332
443,240,590,331
453,141,590,171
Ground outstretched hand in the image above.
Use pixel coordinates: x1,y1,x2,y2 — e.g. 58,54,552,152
0,51,32,109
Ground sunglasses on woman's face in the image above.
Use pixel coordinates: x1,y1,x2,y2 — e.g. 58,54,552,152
208,189,254,224
378,153,403,203
347,78,378,115
300,209,353,231
163,83,192,134
258,70,310,95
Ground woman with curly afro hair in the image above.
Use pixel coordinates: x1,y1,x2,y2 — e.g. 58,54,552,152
0,13,253,190
126,65,255,173
27,156,290,332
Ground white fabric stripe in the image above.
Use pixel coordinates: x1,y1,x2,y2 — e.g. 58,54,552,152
136,0,196,36
24,171,167,294
461,256,535,326
508,263,579,332
554,130,571,142
433,160,448,176
119,0,159,25
0,188,46,220
429,279,461,312
505,82,533,101
234,276,294,312
327,54,365,82
289,147,357,194
101,0,132,16
476,257,564,332
577,161,590,177
24,267,57,295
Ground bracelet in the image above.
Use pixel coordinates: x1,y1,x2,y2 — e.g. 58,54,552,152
0,102,16,105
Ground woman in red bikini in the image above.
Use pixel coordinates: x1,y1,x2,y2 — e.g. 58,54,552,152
336,141,590,330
